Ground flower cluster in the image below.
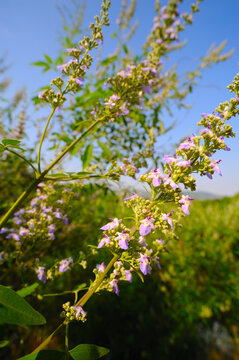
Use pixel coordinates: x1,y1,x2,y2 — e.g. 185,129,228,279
0,184,76,277
61,302,87,323
89,73,239,298
38,0,111,107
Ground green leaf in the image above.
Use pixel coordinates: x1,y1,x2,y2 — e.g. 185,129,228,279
0,285,46,326
44,54,53,64
69,344,110,360
81,144,93,170
17,283,39,298
42,65,50,73
70,141,84,156
100,55,117,66
48,173,69,178
18,350,64,360
0,144,5,153
30,61,48,67
122,44,128,54
2,138,21,146
73,283,87,292
75,171,93,176
0,340,9,348
6,145,26,151
97,141,111,157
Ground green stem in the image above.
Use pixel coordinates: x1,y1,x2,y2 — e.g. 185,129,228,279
65,323,70,359
0,118,103,228
0,177,43,228
77,253,120,307
31,253,119,354
42,118,103,176
37,107,55,173
5,147,38,173
31,323,64,354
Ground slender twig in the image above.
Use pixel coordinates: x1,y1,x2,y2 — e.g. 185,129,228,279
0,117,104,228
37,107,56,173
4,147,38,173
65,323,70,359
42,118,103,176
31,229,137,354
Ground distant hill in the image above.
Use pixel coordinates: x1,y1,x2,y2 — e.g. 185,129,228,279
114,178,223,201
183,191,221,200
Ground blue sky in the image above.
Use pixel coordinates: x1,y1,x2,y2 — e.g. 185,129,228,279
0,0,239,196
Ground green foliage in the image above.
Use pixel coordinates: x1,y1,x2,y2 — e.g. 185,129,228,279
0,285,46,326
69,344,110,360
17,283,40,298
0,1,238,359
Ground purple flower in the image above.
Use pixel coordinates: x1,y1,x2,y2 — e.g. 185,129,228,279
12,217,23,225
138,236,147,247
178,137,195,150
153,256,161,270
57,64,67,71
80,65,87,72
162,213,173,229
63,215,69,225
200,128,214,136
48,224,56,234
66,47,79,53
124,269,133,282
163,154,177,164
119,102,129,116
72,305,87,318
121,161,139,175
137,253,152,275
148,168,164,187
39,194,47,200
0,227,8,234
19,227,29,236
178,195,194,215
57,59,78,72
48,232,55,241
14,209,25,216
210,159,222,176
100,218,121,231
110,279,119,295
42,206,52,214
124,193,138,202
117,69,131,78
72,77,84,86
96,262,106,273
38,92,44,99
36,266,47,283
31,198,39,207
176,159,191,167
59,257,73,273
139,217,155,236
54,209,62,219
164,177,179,190
98,234,111,248
6,233,20,242
115,231,130,250
105,94,120,109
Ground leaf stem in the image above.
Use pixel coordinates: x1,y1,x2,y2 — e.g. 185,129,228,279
0,177,43,228
0,118,104,228
37,107,55,173
42,118,103,176
77,253,120,307
4,147,38,173
65,323,70,359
